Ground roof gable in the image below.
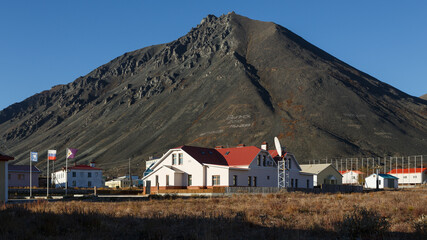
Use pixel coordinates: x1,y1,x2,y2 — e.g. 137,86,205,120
300,164,341,175
67,165,102,171
181,146,228,166
216,146,261,166
340,170,364,175
388,168,427,174
378,174,398,179
0,153,14,161
8,164,41,172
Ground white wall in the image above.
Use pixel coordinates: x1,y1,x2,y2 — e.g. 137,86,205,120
52,169,103,188
390,172,424,184
144,149,206,187
342,171,361,184
207,165,229,186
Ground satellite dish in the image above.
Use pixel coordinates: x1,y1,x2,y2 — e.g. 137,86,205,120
274,137,282,157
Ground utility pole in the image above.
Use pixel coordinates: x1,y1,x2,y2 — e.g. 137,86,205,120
129,158,131,188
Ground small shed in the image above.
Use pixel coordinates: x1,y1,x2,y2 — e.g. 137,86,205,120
340,170,364,185
364,173,398,189
300,164,342,186
0,153,14,202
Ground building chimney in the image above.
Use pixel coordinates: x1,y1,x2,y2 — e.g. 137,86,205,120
261,141,268,150
237,144,245,148
90,162,95,167
215,146,224,149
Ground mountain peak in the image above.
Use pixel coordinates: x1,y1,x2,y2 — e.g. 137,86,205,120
1,14,426,175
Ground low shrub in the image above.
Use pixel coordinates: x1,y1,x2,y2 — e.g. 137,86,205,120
413,214,427,235
336,206,389,239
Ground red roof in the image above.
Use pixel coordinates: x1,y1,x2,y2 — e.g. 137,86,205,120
66,164,102,171
268,150,278,158
180,146,228,166
340,170,364,175
0,153,14,161
216,146,261,166
388,168,427,174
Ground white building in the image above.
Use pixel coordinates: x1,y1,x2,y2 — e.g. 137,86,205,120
142,143,313,190
300,164,342,186
340,170,364,185
52,163,103,188
105,175,142,188
387,168,427,185
364,173,398,189
269,150,313,188
143,156,160,177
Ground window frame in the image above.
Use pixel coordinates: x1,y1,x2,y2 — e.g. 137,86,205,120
212,175,220,186
178,153,183,165
188,175,192,186
172,154,176,165
233,175,237,186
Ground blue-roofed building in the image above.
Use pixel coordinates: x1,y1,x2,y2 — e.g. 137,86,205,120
364,173,398,189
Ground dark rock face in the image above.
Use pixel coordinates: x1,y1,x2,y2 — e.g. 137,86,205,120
1,13,426,175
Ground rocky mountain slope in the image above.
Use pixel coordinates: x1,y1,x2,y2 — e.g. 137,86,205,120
421,94,427,100
1,13,426,175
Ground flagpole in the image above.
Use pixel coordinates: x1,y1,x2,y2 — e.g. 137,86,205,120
30,153,32,198
65,149,68,196
47,152,49,198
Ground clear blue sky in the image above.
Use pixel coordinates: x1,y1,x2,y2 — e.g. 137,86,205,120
1,1,426,110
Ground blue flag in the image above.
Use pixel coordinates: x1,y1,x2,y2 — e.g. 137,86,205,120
30,152,38,162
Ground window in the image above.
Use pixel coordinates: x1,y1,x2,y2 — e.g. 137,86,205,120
288,159,292,169
352,176,356,179
179,153,183,165
248,176,252,186
88,181,92,187
295,179,298,188
212,175,220,186
257,155,261,166
188,175,192,186
166,175,169,186
18,174,25,180
263,156,266,166
72,172,76,177
307,179,310,188
413,176,417,178
267,176,270,180
291,179,294,188
403,176,407,179
88,172,92,178
253,176,257,187
172,154,176,165
233,175,237,186
72,180,76,187
8,174,10,180
155,175,159,186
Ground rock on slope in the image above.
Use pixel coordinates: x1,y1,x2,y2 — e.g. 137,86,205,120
1,13,426,175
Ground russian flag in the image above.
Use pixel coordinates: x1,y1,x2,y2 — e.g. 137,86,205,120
48,150,57,161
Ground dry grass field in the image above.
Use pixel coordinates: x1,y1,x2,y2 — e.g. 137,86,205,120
1,189,426,239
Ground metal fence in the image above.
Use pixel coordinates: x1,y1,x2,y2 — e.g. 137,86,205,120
224,185,362,194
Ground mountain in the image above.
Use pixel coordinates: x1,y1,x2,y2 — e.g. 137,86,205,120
1,13,426,176
421,94,427,100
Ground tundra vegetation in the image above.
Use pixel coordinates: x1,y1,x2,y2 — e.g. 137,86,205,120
1,189,426,239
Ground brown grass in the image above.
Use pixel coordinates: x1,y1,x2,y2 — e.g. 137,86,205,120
1,189,426,239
